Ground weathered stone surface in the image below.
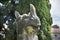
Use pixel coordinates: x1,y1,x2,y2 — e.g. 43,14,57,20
14,4,41,40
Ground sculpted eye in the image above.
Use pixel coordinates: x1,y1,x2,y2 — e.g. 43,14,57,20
31,17,34,20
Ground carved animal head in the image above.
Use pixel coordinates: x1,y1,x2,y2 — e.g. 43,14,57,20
15,4,41,27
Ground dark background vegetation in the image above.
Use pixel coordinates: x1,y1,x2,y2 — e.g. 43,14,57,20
0,0,52,40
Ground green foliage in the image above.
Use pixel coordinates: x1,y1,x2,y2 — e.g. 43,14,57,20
16,0,52,40
0,0,8,3
15,0,52,40
0,0,52,40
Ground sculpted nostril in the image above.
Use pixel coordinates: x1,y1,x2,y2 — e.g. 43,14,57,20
38,26,40,30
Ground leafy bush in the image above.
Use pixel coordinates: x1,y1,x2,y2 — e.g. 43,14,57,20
0,0,52,40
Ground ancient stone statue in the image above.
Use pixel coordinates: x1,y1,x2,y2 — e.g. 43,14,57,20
14,4,41,40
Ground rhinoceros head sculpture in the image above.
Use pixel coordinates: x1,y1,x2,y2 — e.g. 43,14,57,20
15,4,41,27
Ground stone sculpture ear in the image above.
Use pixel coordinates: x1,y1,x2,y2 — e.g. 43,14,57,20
29,4,37,17
15,11,20,18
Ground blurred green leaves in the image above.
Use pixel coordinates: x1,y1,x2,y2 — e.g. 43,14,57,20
0,0,52,40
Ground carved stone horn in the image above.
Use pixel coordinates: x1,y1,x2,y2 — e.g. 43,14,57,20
15,11,21,18
30,4,41,26
30,4,37,16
